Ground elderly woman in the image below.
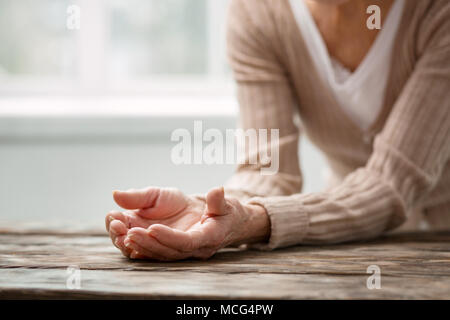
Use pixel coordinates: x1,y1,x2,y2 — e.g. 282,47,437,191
105,0,450,260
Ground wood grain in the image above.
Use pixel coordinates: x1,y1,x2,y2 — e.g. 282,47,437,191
0,230,449,299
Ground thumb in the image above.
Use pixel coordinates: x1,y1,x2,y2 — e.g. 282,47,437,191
113,187,160,210
201,187,229,223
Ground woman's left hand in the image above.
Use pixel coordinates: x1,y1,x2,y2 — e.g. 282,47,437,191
106,186,269,261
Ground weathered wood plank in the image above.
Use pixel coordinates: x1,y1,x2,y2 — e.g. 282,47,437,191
0,231,449,299
0,267,449,299
1,232,449,277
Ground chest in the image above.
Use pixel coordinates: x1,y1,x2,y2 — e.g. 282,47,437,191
311,17,379,72
285,0,405,137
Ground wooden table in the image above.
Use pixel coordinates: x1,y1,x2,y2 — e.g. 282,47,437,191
0,229,449,299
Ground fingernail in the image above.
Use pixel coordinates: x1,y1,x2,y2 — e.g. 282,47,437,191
129,232,139,240
130,250,140,259
114,238,120,246
109,216,115,222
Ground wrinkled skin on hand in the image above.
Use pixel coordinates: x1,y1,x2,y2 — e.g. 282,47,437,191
105,186,250,261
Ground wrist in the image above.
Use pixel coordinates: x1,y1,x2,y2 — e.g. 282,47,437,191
233,203,271,246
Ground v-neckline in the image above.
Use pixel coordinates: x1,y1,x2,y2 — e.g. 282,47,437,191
293,0,402,88
287,0,408,136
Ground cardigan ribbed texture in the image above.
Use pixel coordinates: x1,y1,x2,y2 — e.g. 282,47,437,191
224,0,450,249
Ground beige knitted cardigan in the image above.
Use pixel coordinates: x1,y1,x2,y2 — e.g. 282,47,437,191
223,0,450,249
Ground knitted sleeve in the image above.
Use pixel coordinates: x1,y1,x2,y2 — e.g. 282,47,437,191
224,0,303,201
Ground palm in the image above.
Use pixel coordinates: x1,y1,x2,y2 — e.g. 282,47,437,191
132,188,205,231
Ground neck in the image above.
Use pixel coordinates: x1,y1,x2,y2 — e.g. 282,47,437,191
305,0,394,28
303,0,396,71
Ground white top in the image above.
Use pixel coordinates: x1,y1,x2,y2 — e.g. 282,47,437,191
289,0,405,131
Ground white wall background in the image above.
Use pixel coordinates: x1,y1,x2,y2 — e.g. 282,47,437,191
0,101,327,231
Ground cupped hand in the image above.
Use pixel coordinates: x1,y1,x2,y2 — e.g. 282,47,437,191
105,186,269,261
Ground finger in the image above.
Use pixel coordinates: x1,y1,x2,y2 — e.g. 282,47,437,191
132,252,149,260
105,211,126,231
124,236,179,261
133,188,187,219
126,241,162,260
127,228,185,258
202,186,229,223
110,219,128,236
114,234,132,257
106,210,152,230
109,220,131,256
127,227,184,260
192,247,217,260
113,187,160,210
148,224,204,252
129,249,148,260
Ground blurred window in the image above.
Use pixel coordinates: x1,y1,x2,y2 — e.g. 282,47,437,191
109,0,207,75
0,0,230,93
0,0,76,76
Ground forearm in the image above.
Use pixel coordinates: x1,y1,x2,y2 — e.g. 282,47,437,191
244,169,403,249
